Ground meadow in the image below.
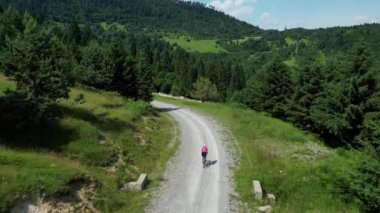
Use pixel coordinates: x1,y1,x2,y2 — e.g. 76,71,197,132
163,35,227,53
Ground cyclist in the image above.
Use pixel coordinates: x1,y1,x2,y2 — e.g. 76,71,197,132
201,144,208,167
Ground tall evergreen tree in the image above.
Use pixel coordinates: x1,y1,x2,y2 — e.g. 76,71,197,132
0,15,72,124
0,7,23,50
67,20,81,45
290,64,325,129
137,60,153,101
76,41,112,89
308,49,378,146
229,63,246,92
309,81,349,145
118,57,139,99
344,47,377,142
247,59,293,118
80,24,92,46
129,34,137,59
191,77,219,101
215,60,232,101
108,39,139,99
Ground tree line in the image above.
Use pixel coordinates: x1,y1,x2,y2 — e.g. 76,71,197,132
0,8,153,126
0,7,247,126
0,0,259,39
236,50,380,211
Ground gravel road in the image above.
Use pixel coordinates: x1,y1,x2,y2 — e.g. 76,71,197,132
148,101,234,213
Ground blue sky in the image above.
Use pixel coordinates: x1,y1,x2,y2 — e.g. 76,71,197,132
191,0,380,29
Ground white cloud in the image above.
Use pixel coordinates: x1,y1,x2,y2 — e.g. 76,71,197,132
259,12,279,29
354,15,378,24
208,0,256,18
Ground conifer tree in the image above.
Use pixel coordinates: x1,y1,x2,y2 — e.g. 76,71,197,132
247,59,293,118
80,24,92,46
290,64,324,129
67,20,81,45
191,77,219,101
129,34,137,59
137,60,153,101
76,41,112,89
0,15,72,124
109,39,138,98
344,47,378,143
118,57,139,99
229,63,246,92
0,7,23,50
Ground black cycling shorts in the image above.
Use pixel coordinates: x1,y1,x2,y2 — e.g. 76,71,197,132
201,152,207,158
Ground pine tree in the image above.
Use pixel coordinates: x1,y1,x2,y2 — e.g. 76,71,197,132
108,39,139,98
129,34,137,59
229,63,246,92
118,56,139,99
137,60,153,102
247,59,293,118
67,20,81,45
0,7,23,50
191,77,219,101
344,47,378,144
0,14,72,124
76,41,112,89
80,24,92,46
109,39,137,98
289,64,324,129
309,70,349,145
309,48,378,146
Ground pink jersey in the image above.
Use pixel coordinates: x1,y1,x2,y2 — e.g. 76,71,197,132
201,145,208,153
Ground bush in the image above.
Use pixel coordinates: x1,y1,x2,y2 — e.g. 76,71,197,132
333,153,380,212
349,156,380,212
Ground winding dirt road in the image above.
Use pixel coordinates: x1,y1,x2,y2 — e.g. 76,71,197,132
148,101,234,213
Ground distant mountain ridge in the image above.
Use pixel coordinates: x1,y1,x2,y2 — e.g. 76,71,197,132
1,0,380,60
0,0,260,39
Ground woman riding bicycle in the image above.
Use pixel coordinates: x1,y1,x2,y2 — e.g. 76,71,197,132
201,144,208,167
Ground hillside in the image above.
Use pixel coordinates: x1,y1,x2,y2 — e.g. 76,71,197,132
1,0,380,58
224,24,380,70
0,0,260,39
0,75,178,212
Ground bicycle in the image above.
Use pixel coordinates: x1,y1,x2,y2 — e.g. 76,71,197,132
201,144,208,168
202,156,207,168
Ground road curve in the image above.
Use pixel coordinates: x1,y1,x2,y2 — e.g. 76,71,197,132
147,101,233,213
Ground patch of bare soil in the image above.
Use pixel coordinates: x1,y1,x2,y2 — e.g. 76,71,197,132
11,178,100,213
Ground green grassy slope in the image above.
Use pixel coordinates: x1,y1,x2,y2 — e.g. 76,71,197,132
155,95,362,212
0,76,178,212
163,35,227,53
0,75,15,95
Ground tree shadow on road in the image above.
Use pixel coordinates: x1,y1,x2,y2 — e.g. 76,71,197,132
154,107,181,113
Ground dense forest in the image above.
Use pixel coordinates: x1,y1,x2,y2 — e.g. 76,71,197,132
0,0,259,39
0,1,379,211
